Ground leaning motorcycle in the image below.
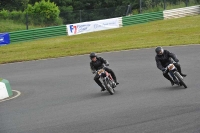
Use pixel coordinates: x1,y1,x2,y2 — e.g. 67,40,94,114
97,67,116,95
165,62,187,88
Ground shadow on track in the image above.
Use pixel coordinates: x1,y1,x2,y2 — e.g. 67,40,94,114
152,86,187,92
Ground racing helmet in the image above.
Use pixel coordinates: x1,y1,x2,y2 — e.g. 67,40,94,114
155,46,164,55
89,52,97,59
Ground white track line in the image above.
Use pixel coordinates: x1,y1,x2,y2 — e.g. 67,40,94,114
0,90,21,103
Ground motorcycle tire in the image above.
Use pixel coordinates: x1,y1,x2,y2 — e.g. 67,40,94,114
103,79,114,95
174,71,187,88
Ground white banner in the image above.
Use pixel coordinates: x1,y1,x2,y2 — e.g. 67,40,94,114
67,18,119,36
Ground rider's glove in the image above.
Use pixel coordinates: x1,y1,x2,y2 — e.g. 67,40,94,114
105,63,109,66
92,71,96,74
174,59,179,63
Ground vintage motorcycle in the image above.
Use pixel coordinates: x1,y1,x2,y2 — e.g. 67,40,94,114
165,62,187,88
97,66,116,95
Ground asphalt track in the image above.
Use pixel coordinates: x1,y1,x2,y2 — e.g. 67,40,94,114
0,45,200,133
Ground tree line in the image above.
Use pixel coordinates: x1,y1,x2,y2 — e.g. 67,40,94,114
0,0,134,12
0,0,199,26
1,0,199,12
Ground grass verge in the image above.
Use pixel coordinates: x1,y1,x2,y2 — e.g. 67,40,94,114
0,15,199,64
0,19,41,32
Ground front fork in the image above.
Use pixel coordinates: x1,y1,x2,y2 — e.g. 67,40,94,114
169,69,181,84
169,70,176,80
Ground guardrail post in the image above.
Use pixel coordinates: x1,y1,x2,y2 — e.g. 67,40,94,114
139,0,142,13
164,0,166,10
26,12,29,30
185,0,188,7
80,10,82,22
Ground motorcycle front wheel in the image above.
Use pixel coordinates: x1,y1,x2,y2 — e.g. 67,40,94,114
174,71,187,88
103,78,115,95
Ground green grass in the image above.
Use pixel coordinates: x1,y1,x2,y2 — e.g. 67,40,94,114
0,15,199,64
0,19,41,32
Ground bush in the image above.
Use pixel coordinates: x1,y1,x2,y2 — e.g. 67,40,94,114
0,0,63,29
132,9,139,15
0,9,26,23
0,9,9,19
10,10,25,23
26,0,62,26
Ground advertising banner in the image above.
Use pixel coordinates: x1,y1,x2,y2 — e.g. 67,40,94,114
0,33,10,45
67,18,119,36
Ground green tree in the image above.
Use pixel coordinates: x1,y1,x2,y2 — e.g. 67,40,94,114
0,0,29,11
26,0,61,26
53,0,73,12
16,0,29,10
0,0,16,11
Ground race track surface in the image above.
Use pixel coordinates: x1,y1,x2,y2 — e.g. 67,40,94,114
0,45,200,133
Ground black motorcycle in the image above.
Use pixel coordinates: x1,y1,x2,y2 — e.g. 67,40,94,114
165,62,187,88
97,66,116,95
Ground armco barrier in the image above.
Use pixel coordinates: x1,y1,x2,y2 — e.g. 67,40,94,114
9,25,67,43
163,5,200,19
122,11,163,26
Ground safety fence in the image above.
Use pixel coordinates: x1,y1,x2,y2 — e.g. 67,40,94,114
163,5,200,19
122,11,163,26
9,25,66,43
8,5,200,43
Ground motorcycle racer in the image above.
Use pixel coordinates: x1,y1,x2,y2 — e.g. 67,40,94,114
155,47,187,86
89,52,119,91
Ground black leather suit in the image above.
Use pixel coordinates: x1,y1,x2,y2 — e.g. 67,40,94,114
155,50,184,81
90,57,117,89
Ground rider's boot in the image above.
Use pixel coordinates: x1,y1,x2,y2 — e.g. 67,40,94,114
95,79,106,91
163,73,174,86
113,76,119,85
108,70,119,85
99,84,106,91
115,80,119,85
180,73,187,77
173,78,179,85
101,86,106,92
175,64,187,77
170,80,174,86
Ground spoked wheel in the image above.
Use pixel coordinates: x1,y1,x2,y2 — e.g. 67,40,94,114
103,79,115,95
174,72,187,88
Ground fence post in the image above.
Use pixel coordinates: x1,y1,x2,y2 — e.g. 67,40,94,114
140,0,142,13
164,0,166,10
80,10,82,22
26,12,28,30
186,0,188,7
126,5,131,16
